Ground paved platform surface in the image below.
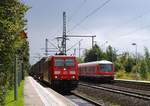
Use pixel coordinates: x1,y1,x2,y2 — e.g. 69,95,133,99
24,76,76,106
24,77,44,106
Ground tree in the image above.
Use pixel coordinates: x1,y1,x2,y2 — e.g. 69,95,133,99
124,56,134,73
144,47,150,72
0,0,29,105
105,45,117,62
84,44,105,62
139,60,148,80
77,57,84,63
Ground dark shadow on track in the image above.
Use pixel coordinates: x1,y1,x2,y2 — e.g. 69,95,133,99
79,77,114,84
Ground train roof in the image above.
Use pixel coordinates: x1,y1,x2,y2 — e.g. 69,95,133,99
44,55,76,62
79,60,113,66
52,55,76,58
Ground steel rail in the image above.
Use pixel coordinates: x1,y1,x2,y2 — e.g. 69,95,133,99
79,83,150,101
71,92,103,106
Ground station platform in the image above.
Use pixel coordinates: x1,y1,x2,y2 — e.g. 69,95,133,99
24,76,77,106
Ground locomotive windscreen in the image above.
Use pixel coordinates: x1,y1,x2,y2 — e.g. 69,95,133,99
54,59,75,66
55,59,64,66
65,59,74,66
100,64,112,72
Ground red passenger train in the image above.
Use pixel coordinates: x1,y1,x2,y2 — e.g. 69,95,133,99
30,55,79,91
78,60,114,81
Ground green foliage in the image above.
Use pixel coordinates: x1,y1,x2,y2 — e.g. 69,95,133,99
114,61,123,72
106,45,117,62
0,0,29,105
77,57,84,63
84,44,105,62
84,44,117,63
83,44,150,81
124,56,135,73
115,70,127,79
116,71,141,80
144,47,150,72
139,60,148,80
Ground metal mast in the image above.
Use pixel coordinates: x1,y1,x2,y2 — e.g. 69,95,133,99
45,38,48,56
62,12,67,55
79,40,81,58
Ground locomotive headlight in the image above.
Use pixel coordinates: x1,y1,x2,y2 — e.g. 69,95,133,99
54,71,61,74
55,76,58,78
71,76,75,79
70,70,75,74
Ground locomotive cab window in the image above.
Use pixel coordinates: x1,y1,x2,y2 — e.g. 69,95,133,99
65,59,75,66
55,59,64,66
100,64,112,72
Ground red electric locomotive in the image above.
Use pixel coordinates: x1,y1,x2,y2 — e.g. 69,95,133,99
30,55,79,91
78,60,114,81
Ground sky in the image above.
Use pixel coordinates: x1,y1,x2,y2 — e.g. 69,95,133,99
23,0,150,64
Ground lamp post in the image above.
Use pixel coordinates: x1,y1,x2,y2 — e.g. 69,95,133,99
132,43,138,77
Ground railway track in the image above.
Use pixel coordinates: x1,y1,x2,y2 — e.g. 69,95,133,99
79,82,150,101
113,79,150,91
37,79,102,105
37,78,150,105
70,92,103,106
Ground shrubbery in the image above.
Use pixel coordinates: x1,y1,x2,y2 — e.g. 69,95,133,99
0,0,29,105
83,44,150,80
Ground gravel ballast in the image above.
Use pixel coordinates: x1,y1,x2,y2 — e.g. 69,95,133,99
74,84,150,106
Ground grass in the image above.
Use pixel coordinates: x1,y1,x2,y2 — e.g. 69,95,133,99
5,81,24,106
116,71,140,80
116,70,150,81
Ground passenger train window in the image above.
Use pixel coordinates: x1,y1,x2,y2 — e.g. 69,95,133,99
55,59,64,66
100,64,112,72
65,59,75,66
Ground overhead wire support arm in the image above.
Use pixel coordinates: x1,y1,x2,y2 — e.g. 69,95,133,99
66,39,83,52
44,38,60,56
48,40,59,50
66,35,96,48
66,35,96,37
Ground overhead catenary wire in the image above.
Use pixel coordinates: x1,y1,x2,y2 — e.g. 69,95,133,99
118,24,150,37
48,40,59,50
105,10,150,36
68,0,87,22
68,0,112,33
48,0,111,55
66,39,83,52
52,0,87,38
